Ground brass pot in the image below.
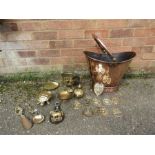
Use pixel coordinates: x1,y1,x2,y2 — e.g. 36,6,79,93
58,89,73,100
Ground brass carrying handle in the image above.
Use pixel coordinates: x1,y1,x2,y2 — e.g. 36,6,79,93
92,34,116,62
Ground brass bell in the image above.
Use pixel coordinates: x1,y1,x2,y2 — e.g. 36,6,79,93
50,102,64,124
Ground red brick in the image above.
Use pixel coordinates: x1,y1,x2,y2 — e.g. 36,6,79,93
58,30,84,39
0,33,6,41
73,56,87,63
43,20,72,30
123,38,146,46
128,19,151,28
134,28,155,37
5,32,32,41
142,52,155,60
74,40,95,48
110,29,133,38
38,50,60,57
84,47,101,53
72,20,96,29
109,46,132,53
3,23,18,31
18,22,43,31
4,58,27,66
29,58,50,65
145,37,155,45
150,20,155,28
17,51,36,58
0,41,49,50
141,46,153,53
101,38,123,47
33,32,57,40
60,49,83,56
129,59,150,70
131,47,141,59
96,20,129,28
15,59,27,66
85,30,109,38
51,57,73,65
0,58,5,66
50,40,73,49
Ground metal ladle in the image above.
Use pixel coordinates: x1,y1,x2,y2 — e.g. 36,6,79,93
92,34,117,62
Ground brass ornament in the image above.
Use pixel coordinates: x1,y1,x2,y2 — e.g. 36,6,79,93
96,107,108,116
102,74,111,84
61,72,80,87
58,89,73,100
37,91,53,106
15,106,23,116
50,102,64,124
103,98,112,106
73,100,83,110
32,114,45,124
20,115,33,130
111,97,119,105
74,88,84,98
112,108,122,117
95,64,105,74
44,82,59,90
82,107,94,117
94,82,104,96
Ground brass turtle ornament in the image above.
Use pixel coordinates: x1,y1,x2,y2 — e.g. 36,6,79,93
50,102,64,124
37,91,53,106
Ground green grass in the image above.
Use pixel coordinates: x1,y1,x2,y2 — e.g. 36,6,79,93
0,70,155,83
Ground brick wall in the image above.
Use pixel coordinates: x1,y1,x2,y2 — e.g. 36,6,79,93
0,19,155,74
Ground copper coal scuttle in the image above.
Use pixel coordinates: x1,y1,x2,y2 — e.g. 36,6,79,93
84,34,136,95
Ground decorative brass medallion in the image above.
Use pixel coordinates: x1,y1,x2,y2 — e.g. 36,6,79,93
94,82,104,96
95,64,105,74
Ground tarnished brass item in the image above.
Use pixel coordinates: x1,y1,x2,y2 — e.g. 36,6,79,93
103,98,112,106
15,106,23,116
61,72,80,87
94,82,104,96
74,88,84,98
112,108,122,117
82,107,94,117
15,106,33,130
44,82,59,90
73,100,83,110
50,102,64,124
58,89,73,100
96,107,108,116
38,91,53,106
20,115,33,130
111,97,119,105
32,114,45,124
